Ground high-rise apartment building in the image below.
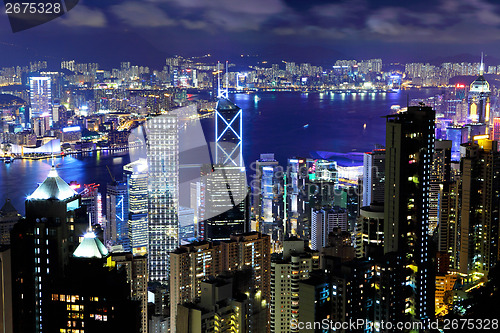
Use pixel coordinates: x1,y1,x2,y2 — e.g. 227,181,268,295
429,140,452,234
362,148,385,207
311,207,348,251
384,105,435,324
270,239,319,333
170,232,271,332
458,138,500,277
109,252,148,333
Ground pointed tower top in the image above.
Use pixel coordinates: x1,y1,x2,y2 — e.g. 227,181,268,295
217,61,228,100
73,231,109,259
28,166,77,200
480,52,484,75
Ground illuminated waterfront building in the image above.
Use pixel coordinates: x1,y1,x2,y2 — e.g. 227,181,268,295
492,117,500,142
81,183,103,227
203,164,248,241
384,105,435,324
146,114,179,283
467,58,491,127
29,77,51,120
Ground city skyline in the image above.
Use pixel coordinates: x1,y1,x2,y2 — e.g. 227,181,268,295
3,0,500,67
3,2,500,332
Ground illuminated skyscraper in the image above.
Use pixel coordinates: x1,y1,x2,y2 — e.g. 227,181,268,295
11,166,84,333
106,180,129,250
285,158,314,239
253,154,283,237
202,68,248,241
215,63,242,167
384,105,435,325
146,114,179,283
429,140,452,234
29,77,51,120
203,164,248,241
468,56,491,127
458,138,500,277
362,148,385,207
124,159,149,256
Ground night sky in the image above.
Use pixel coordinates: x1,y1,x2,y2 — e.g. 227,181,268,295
2,0,500,68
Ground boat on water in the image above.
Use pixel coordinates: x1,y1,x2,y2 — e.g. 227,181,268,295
4,157,12,164
303,124,309,128
254,95,261,101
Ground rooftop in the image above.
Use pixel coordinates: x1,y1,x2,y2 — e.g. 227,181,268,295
27,166,77,201
73,231,109,259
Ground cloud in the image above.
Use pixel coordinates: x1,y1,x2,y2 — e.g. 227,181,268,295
59,5,107,27
159,0,285,15
60,0,500,45
112,2,176,27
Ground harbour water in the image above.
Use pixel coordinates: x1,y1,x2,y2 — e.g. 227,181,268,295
0,89,442,214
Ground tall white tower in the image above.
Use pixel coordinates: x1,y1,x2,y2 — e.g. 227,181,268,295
146,113,179,283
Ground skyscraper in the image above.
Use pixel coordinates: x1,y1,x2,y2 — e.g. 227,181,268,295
253,153,283,237
146,114,179,283
467,61,490,126
458,138,500,277
170,232,271,332
124,159,149,255
29,77,51,120
203,164,248,241
270,239,319,333
362,148,385,207
0,199,21,245
215,84,242,168
384,105,435,324
429,140,452,234
106,180,129,250
201,74,248,241
11,166,85,333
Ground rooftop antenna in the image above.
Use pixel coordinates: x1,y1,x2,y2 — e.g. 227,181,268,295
480,52,484,75
225,61,229,97
217,61,221,98
106,165,116,183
